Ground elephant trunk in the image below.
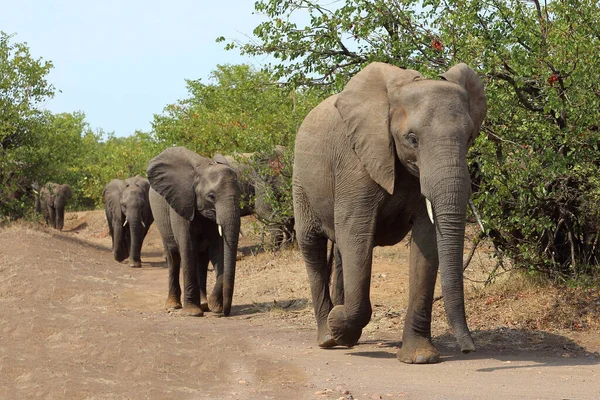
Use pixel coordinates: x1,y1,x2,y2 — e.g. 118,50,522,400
216,200,240,317
127,214,144,268
420,142,475,353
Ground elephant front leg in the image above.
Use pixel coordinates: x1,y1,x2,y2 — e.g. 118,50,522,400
207,237,224,314
164,245,183,310
48,206,57,229
330,244,344,306
327,233,374,348
180,243,203,317
197,249,210,312
397,217,441,364
299,232,335,348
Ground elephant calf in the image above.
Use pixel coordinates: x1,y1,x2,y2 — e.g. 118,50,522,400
148,147,241,317
103,176,154,268
36,182,72,230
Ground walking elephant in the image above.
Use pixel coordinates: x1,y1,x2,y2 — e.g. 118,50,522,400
214,145,294,247
293,62,486,363
103,176,154,268
147,147,241,317
36,182,73,230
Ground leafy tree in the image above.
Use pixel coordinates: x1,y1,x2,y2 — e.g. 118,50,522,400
0,32,55,218
227,0,600,279
75,130,161,208
152,63,322,156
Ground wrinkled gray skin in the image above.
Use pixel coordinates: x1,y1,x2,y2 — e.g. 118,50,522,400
214,146,294,247
103,176,154,268
293,62,486,364
36,183,73,230
148,147,241,317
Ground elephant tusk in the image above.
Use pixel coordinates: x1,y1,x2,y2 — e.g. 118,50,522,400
425,198,434,225
123,218,128,227
218,224,223,237
141,221,146,228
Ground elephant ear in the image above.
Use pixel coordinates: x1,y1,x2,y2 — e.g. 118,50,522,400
334,62,423,194
213,154,231,166
59,184,73,200
440,63,487,142
103,179,125,224
136,176,150,194
147,146,208,221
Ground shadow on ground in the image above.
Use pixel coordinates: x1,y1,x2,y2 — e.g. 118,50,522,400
348,328,600,368
42,226,112,253
231,298,309,316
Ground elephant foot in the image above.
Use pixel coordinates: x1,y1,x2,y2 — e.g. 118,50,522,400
200,302,210,312
317,326,337,348
397,336,440,364
165,296,182,310
327,305,363,348
129,261,142,268
181,303,204,317
208,293,223,314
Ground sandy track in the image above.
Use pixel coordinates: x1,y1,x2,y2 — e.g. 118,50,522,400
0,212,598,399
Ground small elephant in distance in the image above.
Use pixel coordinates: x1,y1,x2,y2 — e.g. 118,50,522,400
103,176,154,268
293,62,486,364
35,182,73,230
148,147,241,317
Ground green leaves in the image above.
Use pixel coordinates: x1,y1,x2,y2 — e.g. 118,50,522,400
152,64,322,156
0,32,56,218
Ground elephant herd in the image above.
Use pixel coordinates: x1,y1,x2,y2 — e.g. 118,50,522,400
37,62,487,365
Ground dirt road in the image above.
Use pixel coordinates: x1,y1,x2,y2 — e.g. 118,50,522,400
1,211,598,399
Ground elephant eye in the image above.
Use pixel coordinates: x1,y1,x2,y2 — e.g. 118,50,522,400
207,192,216,202
405,132,419,149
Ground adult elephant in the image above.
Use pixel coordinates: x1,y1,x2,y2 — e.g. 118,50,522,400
148,147,241,317
293,62,486,364
103,176,154,268
214,145,294,247
36,182,73,230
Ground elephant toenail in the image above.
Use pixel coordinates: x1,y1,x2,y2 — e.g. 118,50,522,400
429,354,439,363
415,355,427,364
403,357,414,364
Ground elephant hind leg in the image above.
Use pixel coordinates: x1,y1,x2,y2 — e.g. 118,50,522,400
164,243,183,310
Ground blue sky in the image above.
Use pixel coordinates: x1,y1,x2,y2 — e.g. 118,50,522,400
1,1,269,137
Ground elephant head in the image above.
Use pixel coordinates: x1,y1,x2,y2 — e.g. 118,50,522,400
103,176,153,267
148,147,241,316
335,62,486,352
40,183,73,230
213,153,255,217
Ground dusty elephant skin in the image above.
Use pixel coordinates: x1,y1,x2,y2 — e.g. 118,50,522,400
147,146,241,317
103,175,154,268
35,182,73,230
293,62,487,364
